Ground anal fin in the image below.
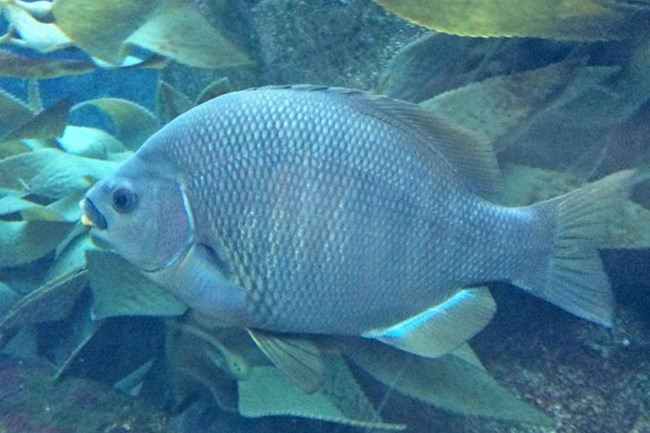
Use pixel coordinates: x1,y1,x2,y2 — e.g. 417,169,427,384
247,328,325,394
363,287,496,358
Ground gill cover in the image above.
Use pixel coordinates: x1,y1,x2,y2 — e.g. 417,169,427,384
82,153,195,273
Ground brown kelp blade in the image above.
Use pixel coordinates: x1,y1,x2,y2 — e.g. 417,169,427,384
0,86,34,138
373,0,631,40
51,0,163,65
421,61,619,152
126,0,251,68
157,81,194,124
1,98,71,143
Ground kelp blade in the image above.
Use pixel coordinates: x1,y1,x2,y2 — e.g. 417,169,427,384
0,220,75,267
0,149,118,199
51,0,163,65
86,250,187,319
345,340,552,425
72,99,158,151
239,357,404,430
373,0,628,40
126,0,251,68
0,50,95,79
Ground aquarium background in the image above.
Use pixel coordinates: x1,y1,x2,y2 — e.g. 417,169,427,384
0,1,649,432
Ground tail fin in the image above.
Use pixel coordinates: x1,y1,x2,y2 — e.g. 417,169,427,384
514,170,638,327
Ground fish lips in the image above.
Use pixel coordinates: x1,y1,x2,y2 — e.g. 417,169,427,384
80,198,108,230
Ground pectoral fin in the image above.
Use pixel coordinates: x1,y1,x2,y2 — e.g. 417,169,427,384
363,287,496,358
247,328,325,394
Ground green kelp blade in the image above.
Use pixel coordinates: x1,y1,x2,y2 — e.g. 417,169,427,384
344,339,552,426
47,231,93,281
450,343,485,371
86,250,187,320
238,357,404,430
72,99,159,151
0,196,48,218
4,188,84,223
1,98,71,143
51,0,163,65
0,87,34,139
57,126,128,159
0,148,118,199
45,190,86,223
20,205,65,222
0,269,87,347
0,49,96,79
126,0,251,68
373,0,628,40
421,61,609,151
0,220,75,267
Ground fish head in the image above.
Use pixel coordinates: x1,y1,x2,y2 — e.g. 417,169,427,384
80,153,194,272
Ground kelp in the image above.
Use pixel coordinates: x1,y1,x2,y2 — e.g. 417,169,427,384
50,0,163,65
420,61,620,151
57,126,128,159
86,250,187,320
0,268,87,346
239,362,403,430
0,14,647,429
1,97,70,142
501,165,650,249
372,0,636,40
126,0,251,69
72,98,159,151
3,3,71,52
0,220,75,267
0,149,117,198
0,86,34,137
344,339,552,425
0,0,252,73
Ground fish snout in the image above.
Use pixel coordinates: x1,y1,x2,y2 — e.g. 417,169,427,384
79,198,108,230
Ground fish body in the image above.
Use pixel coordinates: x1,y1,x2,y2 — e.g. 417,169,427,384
81,86,632,361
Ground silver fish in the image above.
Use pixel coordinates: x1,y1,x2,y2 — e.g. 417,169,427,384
81,85,634,391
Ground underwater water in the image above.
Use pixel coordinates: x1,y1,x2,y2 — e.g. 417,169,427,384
0,1,649,433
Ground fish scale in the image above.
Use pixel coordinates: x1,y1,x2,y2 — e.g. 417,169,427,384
82,85,634,365
143,88,524,333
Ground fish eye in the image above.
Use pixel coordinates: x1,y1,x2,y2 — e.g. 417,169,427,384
111,185,138,214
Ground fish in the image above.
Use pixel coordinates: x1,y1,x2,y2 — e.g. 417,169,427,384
80,85,635,392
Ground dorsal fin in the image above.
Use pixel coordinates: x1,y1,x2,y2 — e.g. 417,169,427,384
250,85,503,200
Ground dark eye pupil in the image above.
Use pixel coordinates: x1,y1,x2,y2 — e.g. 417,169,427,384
112,188,137,213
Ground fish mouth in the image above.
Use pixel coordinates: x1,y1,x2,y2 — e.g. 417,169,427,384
79,198,108,230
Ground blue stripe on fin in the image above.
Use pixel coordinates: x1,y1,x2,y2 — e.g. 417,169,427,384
363,287,496,358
